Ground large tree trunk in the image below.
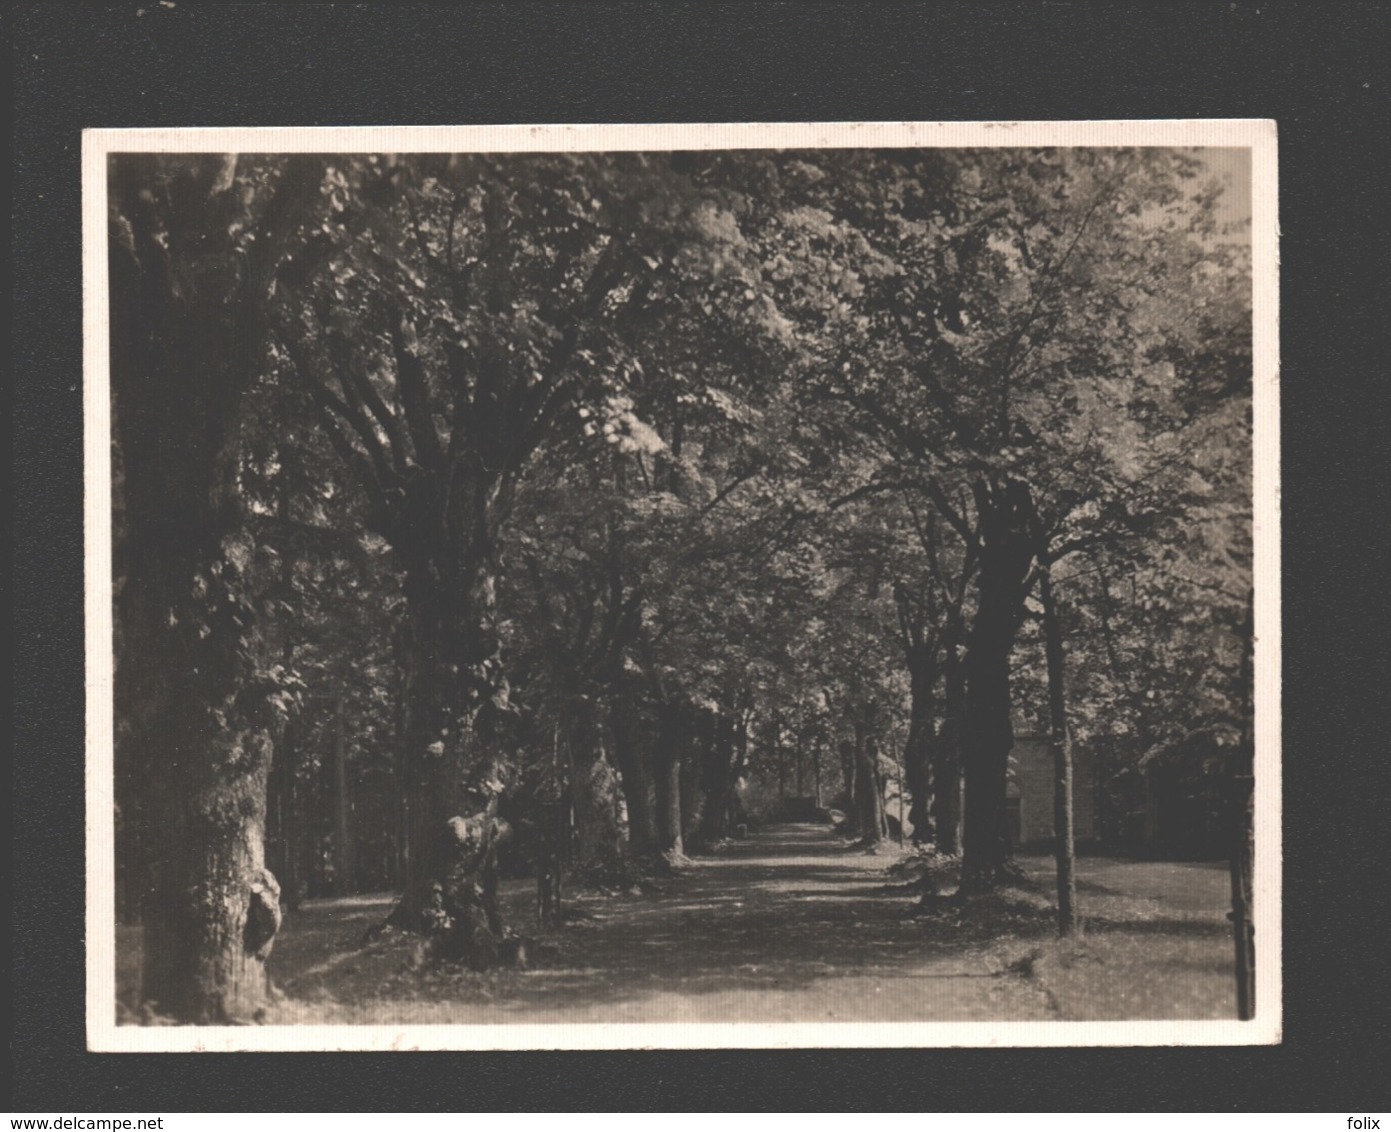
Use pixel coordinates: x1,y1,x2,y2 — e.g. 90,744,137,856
609,693,658,858
654,702,688,857
931,618,966,855
903,644,937,846
386,540,518,967
679,728,704,850
837,739,858,834
1040,566,1077,935
567,695,630,884
733,711,752,825
115,407,285,1022
140,707,280,1022
958,478,1038,894
695,707,740,847
118,520,283,1022
959,610,1015,890
110,154,324,1021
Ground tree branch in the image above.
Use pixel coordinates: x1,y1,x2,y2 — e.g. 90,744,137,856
925,478,977,548
885,280,975,444
696,465,762,518
279,333,397,499
326,331,409,475
387,310,446,472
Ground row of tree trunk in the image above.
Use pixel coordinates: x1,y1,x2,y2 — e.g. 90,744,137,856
110,156,1077,1023
108,153,1243,1029
890,478,1077,932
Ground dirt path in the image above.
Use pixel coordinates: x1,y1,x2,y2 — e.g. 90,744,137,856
271,822,1054,1025
494,822,1056,1024
117,822,1237,1025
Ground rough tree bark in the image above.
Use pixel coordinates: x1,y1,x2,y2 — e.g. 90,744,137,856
110,154,324,1022
679,729,704,852
608,692,659,858
958,478,1038,894
417,812,512,970
385,530,518,968
279,168,638,960
654,701,689,858
695,704,741,847
902,643,938,846
135,686,282,1022
893,576,939,846
294,296,531,965
566,694,631,884
930,612,966,856
837,738,858,834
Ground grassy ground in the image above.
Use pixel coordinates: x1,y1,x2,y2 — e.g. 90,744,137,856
1011,853,1237,1020
115,825,1240,1025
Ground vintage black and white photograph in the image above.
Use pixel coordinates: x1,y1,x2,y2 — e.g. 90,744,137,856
85,121,1278,1050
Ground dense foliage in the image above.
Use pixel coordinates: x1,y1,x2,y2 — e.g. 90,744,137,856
109,147,1251,1017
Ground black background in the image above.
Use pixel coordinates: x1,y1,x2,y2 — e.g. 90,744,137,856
12,0,1390,1113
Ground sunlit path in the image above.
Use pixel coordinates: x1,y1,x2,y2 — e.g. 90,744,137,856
270,823,1054,1025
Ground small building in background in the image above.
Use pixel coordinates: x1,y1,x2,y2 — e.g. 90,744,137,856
1136,728,1234,859
1007,725,1097,848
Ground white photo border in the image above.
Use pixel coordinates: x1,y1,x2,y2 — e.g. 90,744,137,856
84,119,1279,1052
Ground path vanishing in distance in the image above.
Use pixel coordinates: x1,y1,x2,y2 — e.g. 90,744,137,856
136,819,1235,1027
275,822,1057,1025
496,822,1055,1025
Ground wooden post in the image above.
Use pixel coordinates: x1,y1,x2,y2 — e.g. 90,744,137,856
1230,587,1256,1019
1040,567,1077,936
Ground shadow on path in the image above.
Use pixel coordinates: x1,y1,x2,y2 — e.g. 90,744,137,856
443,822,1053,1024
118,822,1236,1025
